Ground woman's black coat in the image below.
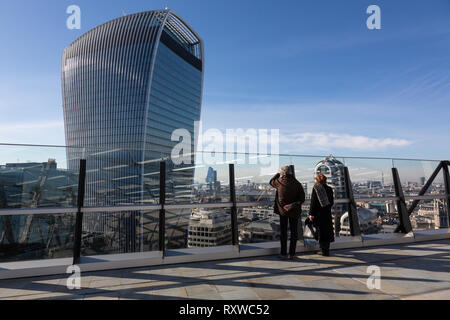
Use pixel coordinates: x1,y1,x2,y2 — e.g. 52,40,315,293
309,184,335,243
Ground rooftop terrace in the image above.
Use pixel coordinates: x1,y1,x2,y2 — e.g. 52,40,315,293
1,239,449,300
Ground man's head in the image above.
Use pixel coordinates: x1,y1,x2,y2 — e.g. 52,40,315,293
280,165,292,177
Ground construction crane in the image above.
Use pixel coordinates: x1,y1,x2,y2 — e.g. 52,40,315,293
256,186,270,202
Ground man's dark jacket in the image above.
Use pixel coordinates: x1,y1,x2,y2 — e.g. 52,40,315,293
270,173,305,218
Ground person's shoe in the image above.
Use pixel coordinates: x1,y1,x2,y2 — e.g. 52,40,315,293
279,254,288,261
322,250,330,257
288,255,296,260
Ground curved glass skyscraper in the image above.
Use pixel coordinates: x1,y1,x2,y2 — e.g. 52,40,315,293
61,10,204,252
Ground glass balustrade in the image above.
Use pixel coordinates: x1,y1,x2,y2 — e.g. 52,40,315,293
0,143,448,264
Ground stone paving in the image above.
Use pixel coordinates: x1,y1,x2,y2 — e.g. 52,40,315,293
0,239,449,300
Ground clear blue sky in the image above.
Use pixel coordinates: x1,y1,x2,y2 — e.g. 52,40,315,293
0,0,449,159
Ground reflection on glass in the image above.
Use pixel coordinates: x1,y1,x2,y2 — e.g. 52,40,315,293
188,208,232,247
238,205,280,243
0,146,81,209
0,213,76,262
167,207,233,249
81,210,159,255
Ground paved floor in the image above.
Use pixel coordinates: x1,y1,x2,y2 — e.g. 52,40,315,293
1,239,449,300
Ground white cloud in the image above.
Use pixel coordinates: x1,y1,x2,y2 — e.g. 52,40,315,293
280,132,412,151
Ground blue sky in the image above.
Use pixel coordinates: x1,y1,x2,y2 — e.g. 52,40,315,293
0,0,449,160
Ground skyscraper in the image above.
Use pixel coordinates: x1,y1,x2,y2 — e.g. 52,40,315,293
61,9,204,252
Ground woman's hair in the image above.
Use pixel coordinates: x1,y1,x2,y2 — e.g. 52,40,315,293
316,173,327,184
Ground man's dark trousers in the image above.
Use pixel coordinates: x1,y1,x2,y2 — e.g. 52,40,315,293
280,215,300,256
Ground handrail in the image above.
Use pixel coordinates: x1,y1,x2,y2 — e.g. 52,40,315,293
0,142,446,162
2,195,447,216
0,207,78,216
1,156,450,266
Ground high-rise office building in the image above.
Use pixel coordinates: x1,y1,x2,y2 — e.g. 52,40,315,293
187,209,232,248
61,9,204,252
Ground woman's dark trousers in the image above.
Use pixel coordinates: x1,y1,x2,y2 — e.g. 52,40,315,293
280,215,299,256
320,241,330,256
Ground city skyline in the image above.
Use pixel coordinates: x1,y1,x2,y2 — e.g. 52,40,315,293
0,0,449,160
0,1,449,304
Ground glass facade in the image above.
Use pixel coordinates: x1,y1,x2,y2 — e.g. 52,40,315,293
61,10,204,252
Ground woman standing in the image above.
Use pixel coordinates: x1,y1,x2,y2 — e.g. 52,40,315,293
309,173,335,256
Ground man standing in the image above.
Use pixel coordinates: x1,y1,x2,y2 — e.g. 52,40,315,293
270,166,305,260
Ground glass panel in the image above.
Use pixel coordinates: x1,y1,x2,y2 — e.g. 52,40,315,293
84,148,159,207
289,155,326,199
0,145,82,208
393,160,444,196
238,205,280,244
343,158,394,199
354,200,398,234
166,207,232,249
234,154,280,203
0,212,76,262
342,158,397,235
167,152,231,204
81,210,159,255
393,159,447,231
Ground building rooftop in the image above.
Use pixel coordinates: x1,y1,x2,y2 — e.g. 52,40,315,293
1,239,449,300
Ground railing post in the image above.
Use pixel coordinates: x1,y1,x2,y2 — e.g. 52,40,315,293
392,167,412,234
73,158,86,265
441,161,450,228
159,161,166,254
343,167,361,236
229,164,239,247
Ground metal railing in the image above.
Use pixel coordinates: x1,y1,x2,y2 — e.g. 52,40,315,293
0,144,449,268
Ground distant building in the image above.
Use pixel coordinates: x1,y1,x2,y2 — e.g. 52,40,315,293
188,209,232,247
416,199,448,230
433,199,448,228
420,177,426,186
239,207,277,221
339,207,380,236
239,216,280,243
